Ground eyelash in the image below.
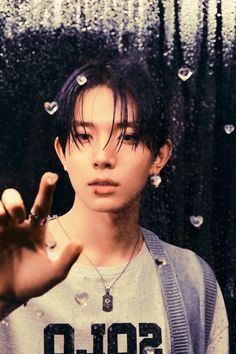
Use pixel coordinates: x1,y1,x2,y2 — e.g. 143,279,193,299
120,134,138,142
75,133,138,143
76,133,92,141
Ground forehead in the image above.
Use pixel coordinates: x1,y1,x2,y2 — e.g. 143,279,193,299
74,85,137,126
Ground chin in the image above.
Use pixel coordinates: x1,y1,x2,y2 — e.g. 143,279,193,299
85,194,140,214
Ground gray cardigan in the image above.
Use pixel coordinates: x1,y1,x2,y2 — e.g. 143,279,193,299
142,227,217,354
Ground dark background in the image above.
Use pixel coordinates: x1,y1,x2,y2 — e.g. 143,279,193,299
0,0,235,352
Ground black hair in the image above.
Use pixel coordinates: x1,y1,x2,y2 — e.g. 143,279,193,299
54,57,169,156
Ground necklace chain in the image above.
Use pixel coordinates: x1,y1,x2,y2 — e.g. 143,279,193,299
56,216,141,293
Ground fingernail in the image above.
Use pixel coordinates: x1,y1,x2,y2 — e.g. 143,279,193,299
47,174,58,185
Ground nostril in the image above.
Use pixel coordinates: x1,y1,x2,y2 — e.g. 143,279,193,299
93,161,113,169
105,162,112,168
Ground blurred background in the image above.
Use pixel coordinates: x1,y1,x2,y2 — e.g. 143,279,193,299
0,0,235,352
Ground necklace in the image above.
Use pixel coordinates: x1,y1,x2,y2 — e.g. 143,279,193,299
56,216,141,312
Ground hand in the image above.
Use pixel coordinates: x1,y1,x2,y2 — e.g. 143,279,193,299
0,172,82,317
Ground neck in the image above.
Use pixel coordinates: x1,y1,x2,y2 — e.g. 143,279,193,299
56,196,143,266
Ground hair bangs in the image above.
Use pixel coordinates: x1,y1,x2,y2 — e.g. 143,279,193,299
70,90,90,151
54,58,169,157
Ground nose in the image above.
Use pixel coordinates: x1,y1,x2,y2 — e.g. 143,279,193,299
92,140,117,170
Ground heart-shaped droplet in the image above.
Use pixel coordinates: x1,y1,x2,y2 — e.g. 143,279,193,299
44,101,58,115
76,74,87,86
190,215,204,228
178,67,193,81
75,292,89,306
224,124,235,135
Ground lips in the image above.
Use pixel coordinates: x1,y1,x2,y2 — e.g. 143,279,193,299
88,179,119,195
88,178,119,186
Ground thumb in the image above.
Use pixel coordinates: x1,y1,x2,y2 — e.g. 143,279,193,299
51,242,83,282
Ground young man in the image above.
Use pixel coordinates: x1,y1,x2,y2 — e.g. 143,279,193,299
0,59,228,353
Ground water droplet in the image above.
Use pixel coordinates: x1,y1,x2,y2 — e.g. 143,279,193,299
44,101,58,115
75,292,89,306
1,319,9,327
36,310,44,318
177,67,193,81
190,215,204,228
224,124,235,134
226,277,235,298
143,346,156,354
76,74,88,86
155,257,167,267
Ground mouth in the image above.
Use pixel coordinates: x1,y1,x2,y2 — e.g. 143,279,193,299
88,179,119,194
88,179,119,187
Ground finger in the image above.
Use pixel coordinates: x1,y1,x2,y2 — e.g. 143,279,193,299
30,172,58,221
51,242,83,282
0,201,8,225
1,189,26,224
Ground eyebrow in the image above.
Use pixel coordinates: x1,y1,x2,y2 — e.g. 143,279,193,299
74,121,137,129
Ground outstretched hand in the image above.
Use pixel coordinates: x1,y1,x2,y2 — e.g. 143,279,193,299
0,172,82,317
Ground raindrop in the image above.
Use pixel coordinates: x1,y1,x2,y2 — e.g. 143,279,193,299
226,277,235,298
44,101,58,115
1,319,9,327
190,215,204,228
177,67,193,81
155,257,167,268
36,310,44,318
224,124,235,134
75,292,89,306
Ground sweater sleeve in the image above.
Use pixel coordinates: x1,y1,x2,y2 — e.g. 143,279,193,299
206,283,229,354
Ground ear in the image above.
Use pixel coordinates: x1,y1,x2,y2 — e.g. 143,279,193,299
54,137,67,166
149,139,172,175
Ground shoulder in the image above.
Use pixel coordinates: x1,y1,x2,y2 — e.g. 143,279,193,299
142,226,216,286
162,239,213,272
161,239,216,282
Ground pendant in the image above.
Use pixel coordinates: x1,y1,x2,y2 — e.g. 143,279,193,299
102,287,113,312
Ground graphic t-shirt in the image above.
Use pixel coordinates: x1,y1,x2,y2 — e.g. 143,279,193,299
0,243,228,354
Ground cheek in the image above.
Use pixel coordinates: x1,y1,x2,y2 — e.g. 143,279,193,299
124,161,151,192
66,149,89,173
65,156,85,190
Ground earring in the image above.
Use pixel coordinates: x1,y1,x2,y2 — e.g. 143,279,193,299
64,165,68,172
150,174,162,188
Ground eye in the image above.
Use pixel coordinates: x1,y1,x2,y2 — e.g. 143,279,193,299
120,134,138,142
76,133,92,142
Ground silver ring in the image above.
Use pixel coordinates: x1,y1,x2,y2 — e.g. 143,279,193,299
28,211,48,227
